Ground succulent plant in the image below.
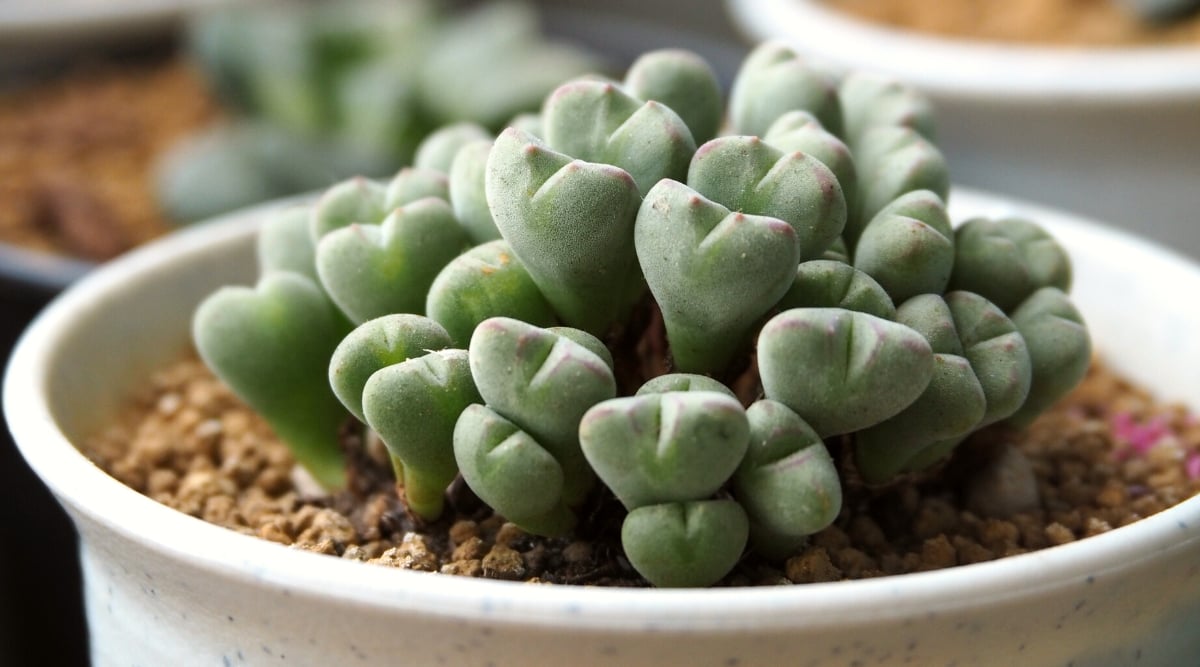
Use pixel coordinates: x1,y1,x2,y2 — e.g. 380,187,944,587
194,41,1092,588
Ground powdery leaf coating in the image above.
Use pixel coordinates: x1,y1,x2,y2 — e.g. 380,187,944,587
949,217,1074,313
309,176,387,241
838,71,937,148
448,138,502,244
778,259,897,321
636,373,737,399
258,205,319,281
621,500,749,588
852,189,955,303
542,79,696,195
688,135,846,261
425,240,556,348
383,167,451,211
453,404,575,536
413,121,491,173
1005,287,1091,428
853,126,949,232
194,272,350,489
468,317,616,505
728,41,842,138
579,391,749,511
758,308,934,437
635,179,800,374
362,349,480,520
485,127,644,335
327,314,453,423
763,110,858,222
623,48,724,144
733,400,841,560
315,198,469,324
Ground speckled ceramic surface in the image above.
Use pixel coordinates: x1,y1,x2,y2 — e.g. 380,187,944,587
5,189,1200,666
725,0,1200,261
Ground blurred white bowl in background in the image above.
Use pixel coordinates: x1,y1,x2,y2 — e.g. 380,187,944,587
726,0,1200,258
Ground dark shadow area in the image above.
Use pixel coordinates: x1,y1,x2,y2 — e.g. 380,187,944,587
0,293,88,667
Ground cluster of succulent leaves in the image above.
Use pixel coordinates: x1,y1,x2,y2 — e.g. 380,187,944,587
158,0,599,222
194,41,1091,588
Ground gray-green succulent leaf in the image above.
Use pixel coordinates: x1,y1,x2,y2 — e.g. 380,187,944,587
468,317,616,504
758,307,934,437
838,71,937,148
621,499,749,588
383,166,451,210
854,292,1032,482
728,41,842,139
949,217,1073,313
328,313,454,423
762,110,858,221
623,48,724,144
852,126,949,233
688,135,846,261
1004,287,1091,428
362,348,479,520
778,259,897,320
194,271,351,490
852,189,955,302
636,373,738,399
413,121,491,173
485,127,644,335
258,204,319,282
315,197,469,324
309,176,387,241
635,178,800,374
453,403,576,536
448,138,502,243
425,240,557,348
542,79,697,195
579,391,749,511
734,400,841,552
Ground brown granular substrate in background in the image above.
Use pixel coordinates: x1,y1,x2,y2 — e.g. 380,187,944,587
0,57,218,261
84,353,1200,587
826,0,1200,46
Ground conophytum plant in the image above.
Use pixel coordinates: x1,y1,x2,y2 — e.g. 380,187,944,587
194,41,1091,588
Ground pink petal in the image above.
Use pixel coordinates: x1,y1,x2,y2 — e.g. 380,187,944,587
1186,453,1200,481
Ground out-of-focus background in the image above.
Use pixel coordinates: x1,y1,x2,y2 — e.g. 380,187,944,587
2,0,1196,663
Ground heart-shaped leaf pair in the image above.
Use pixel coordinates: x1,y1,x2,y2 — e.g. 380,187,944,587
363,348,480,520
542,79,696,195
758,308,934,437
621,499,748,588
635,179,800,374
315,198,470,324
852,189,955,303
728,41,842,139
194,272,351,490
949,217,1073,313
579,391,749,511
854,292,1032,483
689,135,846,261
733,400,841,560
468,317,616,506
485,127,644,335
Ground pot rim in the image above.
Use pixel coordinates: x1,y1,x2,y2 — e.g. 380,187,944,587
5,187,1200,631
725,0,1200,103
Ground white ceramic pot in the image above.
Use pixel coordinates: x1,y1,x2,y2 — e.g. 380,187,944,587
5,189,1200,666
725,0,1200,259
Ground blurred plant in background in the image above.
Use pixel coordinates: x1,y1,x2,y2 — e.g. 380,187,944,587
156,0,602,223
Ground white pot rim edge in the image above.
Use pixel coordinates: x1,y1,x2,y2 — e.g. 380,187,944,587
5,187,1200,632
